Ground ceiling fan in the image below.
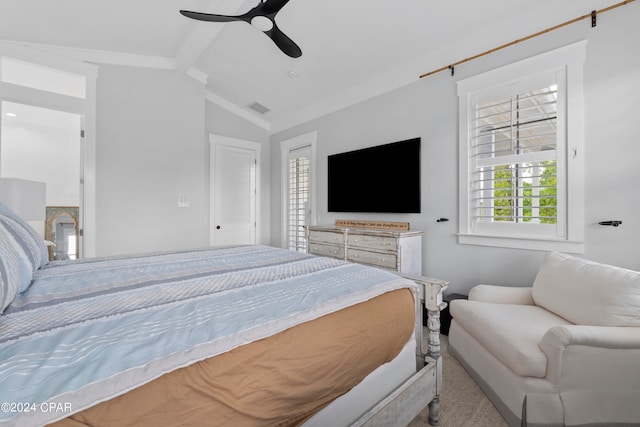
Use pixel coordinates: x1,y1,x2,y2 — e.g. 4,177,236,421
180,0,302,58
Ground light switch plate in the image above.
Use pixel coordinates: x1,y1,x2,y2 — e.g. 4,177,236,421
178,193,190,208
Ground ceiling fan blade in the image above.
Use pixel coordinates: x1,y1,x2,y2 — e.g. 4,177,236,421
179,10,245,23
259,0,292,15
265,22,302,58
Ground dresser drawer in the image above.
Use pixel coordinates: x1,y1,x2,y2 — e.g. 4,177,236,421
308,230,344,245
347,248,397,269
309,244,345,260
347,234,397,252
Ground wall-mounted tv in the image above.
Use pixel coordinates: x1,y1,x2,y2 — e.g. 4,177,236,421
328,138,421,213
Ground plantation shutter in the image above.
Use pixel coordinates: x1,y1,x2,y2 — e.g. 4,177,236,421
470,76,561,229
287,146,311,252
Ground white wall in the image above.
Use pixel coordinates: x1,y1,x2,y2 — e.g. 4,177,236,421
94,66,272,256
1,102,81,206
270,10,640,294
96,65,207,256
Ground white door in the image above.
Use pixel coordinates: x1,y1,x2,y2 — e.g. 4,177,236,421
210,136,259,246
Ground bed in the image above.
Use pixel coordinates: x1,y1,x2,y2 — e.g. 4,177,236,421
0,202,446,427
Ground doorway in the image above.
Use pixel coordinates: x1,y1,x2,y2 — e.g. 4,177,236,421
0,48,97,257
280,131,317,252
0,101,83,259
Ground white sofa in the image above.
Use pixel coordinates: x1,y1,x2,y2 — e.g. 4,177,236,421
449,252,640,427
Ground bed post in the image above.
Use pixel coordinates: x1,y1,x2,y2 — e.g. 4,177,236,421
412,276,448,426
354,275,448,427
426,306,443,425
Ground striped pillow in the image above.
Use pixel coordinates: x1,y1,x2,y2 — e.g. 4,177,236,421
0,225,22,313
0,203,48,293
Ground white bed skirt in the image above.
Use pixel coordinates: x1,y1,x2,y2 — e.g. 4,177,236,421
303,336,417,427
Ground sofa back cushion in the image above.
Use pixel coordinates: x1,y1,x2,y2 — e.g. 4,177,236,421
532,252,640,327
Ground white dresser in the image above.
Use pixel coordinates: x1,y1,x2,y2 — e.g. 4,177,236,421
307,225,423,276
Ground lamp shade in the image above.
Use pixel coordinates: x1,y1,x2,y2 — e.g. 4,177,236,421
0,178,46,221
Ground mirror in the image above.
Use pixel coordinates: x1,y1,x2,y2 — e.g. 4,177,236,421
45,206,79,261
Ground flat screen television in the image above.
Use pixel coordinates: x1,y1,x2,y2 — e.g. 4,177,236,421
328,138,421,213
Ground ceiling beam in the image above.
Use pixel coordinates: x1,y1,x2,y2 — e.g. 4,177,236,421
175,1,275,130
205,90,271,131
174,0,251,73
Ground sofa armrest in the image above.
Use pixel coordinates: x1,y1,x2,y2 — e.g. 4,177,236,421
540,325,640,386
468,285,534,305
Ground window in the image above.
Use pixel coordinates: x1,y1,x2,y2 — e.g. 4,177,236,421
472,75,561,232
458,42,585,252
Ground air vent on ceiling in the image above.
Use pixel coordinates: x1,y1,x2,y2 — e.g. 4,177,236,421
248,102,270,115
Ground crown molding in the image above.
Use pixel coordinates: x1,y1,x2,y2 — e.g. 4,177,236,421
269,1,608,134
0,40,175,69
185,67,208,85
0,41,99,79
0,39,273,131
205,90,271,131
269,61,421,134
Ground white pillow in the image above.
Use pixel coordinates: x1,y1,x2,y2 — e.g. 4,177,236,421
0,225,22,313
532,252,640,327
0,203,48,293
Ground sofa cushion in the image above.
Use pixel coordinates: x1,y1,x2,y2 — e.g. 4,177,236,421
450,299,571,377
532,252,640,327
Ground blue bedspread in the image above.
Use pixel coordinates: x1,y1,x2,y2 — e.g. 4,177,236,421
0,245,415,426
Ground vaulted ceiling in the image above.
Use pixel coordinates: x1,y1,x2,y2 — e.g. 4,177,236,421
0,0,618,133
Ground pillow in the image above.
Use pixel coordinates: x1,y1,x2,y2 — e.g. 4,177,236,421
0,203,48,292
532,252,640,327
0,225,22,313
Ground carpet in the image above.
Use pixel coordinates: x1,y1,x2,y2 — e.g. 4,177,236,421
408,331,508,427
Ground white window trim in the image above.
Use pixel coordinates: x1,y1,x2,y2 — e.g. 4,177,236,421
280,131,317,250
457,41,586,253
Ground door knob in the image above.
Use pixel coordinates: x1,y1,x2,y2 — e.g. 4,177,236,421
216,225,221,229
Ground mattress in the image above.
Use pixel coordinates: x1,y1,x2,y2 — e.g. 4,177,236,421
0,245,418,426
49,288,415,427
